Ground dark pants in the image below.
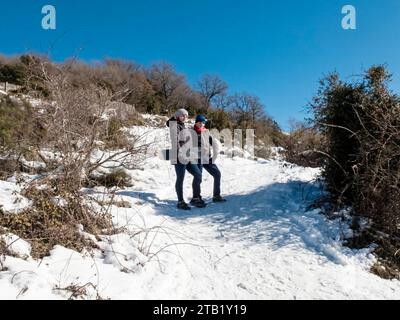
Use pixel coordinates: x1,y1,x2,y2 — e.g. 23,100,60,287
198,164,221,197
174,163,202,202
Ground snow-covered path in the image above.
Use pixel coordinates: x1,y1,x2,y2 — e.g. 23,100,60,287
1,134,400,299
108,156,399,300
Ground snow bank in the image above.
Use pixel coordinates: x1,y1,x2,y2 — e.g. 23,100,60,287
0,180,31,214
0,234,31,259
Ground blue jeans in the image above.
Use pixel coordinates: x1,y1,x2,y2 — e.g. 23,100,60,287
174,163,202,202
198,164,221,197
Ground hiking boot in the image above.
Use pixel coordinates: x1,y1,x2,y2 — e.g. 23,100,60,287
212,195,227,203
177,201,191,211
190,197,207,208
190,196,205,205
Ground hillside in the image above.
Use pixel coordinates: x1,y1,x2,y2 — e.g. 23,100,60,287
1,122,399,300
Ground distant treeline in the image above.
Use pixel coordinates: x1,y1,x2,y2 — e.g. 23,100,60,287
0,53,283,154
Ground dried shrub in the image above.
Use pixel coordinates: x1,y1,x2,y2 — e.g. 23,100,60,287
283,121,326,168
0,59,145,259
0,237,5,253
94,199,131,209
24,59,145,189
0,233,7,271
0,159,17,180
86,169,133,188
254,144,273,159
110,101,145,126
102,117,129,150
0,183,112,259
53,282,106,300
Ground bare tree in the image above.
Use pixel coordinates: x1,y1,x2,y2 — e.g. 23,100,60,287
147,62,190,114
213,92,230,110
228,93,265,129
0,57,157,259
22,59,147,190
197,74,228,110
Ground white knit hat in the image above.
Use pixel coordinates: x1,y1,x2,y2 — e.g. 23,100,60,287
175,109,189,118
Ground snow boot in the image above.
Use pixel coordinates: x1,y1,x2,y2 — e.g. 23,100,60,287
190,197,207,208
177,201,191,211
212,195,227,203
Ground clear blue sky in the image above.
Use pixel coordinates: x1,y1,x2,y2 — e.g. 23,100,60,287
1,0,400,130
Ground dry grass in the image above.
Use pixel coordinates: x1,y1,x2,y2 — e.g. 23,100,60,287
0,182,113,259
282,121,326,168
86,169,133,188
0,159,17,180
53,282,107,300
95,199,132,208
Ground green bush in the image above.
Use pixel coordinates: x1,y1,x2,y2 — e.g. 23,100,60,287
0,63,25,85
310,73,364,202
255,117,284,147
206,108,233,131
311,66,400,278
0,95,44,153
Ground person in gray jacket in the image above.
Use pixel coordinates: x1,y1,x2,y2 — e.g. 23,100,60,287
166,109,206,210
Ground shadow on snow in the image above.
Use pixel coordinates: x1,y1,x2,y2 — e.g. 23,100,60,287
115,180,350,265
